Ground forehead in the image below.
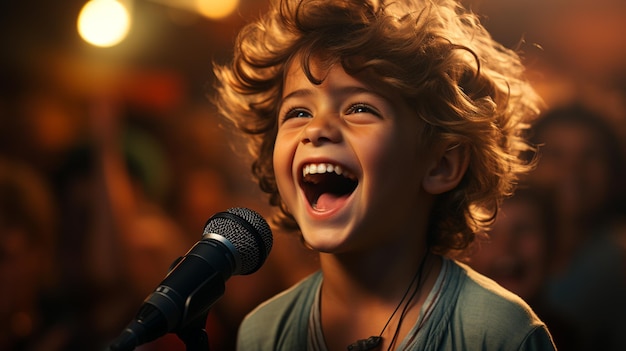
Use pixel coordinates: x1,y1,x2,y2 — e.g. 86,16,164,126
285,58,357,89
282,57,400,104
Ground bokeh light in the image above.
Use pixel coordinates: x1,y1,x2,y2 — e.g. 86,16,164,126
77,0,131,47
196,0,240,20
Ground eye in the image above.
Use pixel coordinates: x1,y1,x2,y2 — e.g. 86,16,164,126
345,103,381,117
279,107,312,124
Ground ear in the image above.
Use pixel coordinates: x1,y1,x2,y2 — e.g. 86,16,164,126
422,142,470,195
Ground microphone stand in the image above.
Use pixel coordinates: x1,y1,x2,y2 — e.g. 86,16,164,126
176,312,211,351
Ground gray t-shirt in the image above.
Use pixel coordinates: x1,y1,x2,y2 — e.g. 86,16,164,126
237,258,556,350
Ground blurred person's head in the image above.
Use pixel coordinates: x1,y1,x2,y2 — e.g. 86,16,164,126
470,188,555,301
529,104,625,223
0,157,57,344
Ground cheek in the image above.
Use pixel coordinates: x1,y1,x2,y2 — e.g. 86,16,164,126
272,145,289,190
355,133,398,191
359,127,414,172
273,131,298,196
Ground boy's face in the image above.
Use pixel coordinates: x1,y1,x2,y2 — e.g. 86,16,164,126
273,60,434,254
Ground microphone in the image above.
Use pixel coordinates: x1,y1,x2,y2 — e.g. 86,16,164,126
109,207,273,351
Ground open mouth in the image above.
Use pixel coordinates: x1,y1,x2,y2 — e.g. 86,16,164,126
300,162,358,212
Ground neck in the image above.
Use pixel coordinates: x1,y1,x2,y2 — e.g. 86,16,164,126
319,241,434,304
317,245,442,351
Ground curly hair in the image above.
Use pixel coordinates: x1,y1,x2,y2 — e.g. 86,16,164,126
213,0,541,255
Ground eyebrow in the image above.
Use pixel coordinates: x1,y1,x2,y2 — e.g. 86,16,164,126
280,86,389,106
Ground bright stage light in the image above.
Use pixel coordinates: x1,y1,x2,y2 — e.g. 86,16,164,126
77,0,131,47
196,0,239,20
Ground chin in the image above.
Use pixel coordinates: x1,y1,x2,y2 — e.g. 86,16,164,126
301,229,349,254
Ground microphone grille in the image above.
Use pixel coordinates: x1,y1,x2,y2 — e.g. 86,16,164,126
203,207,273,275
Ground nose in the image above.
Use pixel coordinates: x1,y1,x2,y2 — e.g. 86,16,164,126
301,113,342,146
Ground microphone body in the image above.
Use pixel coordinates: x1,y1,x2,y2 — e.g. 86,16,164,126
110,208,272,351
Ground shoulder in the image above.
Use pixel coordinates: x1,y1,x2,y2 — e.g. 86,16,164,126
445,260,556,350
236,271,322,351
454,260,536,319
243,270,321,324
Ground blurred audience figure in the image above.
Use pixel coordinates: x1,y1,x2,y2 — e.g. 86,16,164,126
0,157,70,350
43,96,205,350
469,187,580,350
527,104,626,350
470,188,554,305
85,98,209,350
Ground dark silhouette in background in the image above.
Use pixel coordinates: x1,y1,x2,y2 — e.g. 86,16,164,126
527,104,626,350
469,187,580,350
0,157,72,350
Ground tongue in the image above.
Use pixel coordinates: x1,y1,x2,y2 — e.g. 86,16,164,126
314,192,347,212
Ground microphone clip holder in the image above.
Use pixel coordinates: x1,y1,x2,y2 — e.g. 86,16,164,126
176,311,210,351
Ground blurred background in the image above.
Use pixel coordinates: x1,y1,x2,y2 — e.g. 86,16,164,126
0,0,624,350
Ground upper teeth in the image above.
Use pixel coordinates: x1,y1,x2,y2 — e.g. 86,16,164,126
303,163,350,178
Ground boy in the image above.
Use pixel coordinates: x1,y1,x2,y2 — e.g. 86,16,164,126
214,0,555,349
